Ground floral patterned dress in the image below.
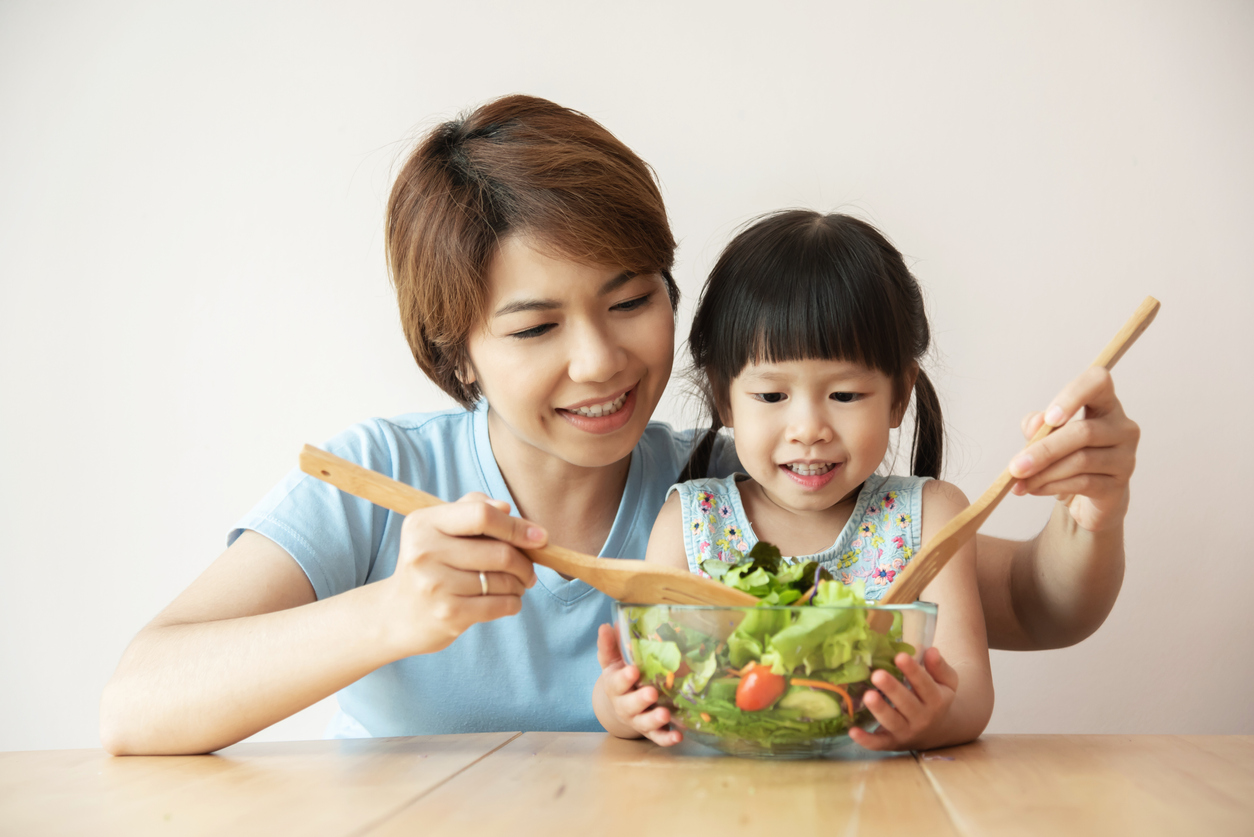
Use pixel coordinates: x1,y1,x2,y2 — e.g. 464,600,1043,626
668,473,931,602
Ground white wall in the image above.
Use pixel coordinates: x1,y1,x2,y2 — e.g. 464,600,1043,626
1,0,1251,751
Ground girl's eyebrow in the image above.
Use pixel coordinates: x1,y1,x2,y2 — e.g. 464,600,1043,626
492,271,638,318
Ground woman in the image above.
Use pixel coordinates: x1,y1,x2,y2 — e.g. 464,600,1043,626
99,95,1137,754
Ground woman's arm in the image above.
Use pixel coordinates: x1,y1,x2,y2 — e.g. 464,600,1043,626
850,480,994,752
976,367,1137,650
100,496,542,755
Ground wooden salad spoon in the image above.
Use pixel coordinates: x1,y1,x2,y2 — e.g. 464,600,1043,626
298,445,759,607
867,295,1160,632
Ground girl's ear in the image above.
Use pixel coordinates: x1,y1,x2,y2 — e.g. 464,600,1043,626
715,396,733,429
891,364,920,428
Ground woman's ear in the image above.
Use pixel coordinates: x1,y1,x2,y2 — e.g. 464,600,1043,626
891,364,920,428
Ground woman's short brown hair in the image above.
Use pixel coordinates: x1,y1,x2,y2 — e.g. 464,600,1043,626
386,94,679,407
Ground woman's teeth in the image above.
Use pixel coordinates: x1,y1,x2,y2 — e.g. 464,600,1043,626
787,462,835,476
568,391,629,418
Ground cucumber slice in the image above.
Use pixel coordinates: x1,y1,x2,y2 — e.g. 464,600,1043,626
777,686,841,720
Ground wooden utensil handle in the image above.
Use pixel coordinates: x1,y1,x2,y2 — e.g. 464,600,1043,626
872,295,1160,618
298,445,597,574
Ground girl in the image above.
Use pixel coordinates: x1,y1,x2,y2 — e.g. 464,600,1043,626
101,98,1131,755
595,210,993,751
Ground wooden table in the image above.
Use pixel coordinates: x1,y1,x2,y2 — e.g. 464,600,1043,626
2,734,1251,835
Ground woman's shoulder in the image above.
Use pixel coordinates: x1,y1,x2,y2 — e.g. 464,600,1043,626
637,422,741,478
321,406,479,474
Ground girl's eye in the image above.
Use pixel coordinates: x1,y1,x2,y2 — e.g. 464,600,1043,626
830,392,860,403
510,323,556,339
754,392,786,404
611,293,652,312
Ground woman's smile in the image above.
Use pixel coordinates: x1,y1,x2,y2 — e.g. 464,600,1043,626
558,386,638,434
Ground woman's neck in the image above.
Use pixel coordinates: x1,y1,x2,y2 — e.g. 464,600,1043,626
486,410,632,558
738,478,862,558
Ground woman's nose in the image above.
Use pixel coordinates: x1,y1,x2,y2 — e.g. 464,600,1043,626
566,323,627,383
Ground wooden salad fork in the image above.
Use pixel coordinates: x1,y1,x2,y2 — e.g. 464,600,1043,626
867,295,1160,631
298,445,759,607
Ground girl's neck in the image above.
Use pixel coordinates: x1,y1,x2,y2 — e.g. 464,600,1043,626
486,410,632,557
738,478,864,558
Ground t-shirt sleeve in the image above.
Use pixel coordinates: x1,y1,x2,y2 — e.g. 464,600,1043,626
229,421,395,601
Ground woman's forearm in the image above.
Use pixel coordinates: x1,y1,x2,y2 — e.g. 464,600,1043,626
100,583,397,755
1012,500,1126,649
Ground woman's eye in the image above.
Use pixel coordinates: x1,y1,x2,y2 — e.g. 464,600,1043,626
754,392,786,403
611,293,652,312
830,392,860,403
511,323,556,339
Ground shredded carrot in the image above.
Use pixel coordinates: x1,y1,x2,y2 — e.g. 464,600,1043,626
700,712,711,723
791,679,854,719
665,671,675,689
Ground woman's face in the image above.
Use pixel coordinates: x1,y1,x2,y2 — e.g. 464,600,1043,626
465,236,675,471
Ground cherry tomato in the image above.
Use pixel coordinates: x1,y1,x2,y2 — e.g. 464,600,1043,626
735,664,786,711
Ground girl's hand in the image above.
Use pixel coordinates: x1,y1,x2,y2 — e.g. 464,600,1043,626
379,493,543,657
594,624,683,746
848,648,959,752
1008,367,1140,533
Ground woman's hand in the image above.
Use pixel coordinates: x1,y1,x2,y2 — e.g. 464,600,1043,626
379,493,544,657
592,624,683,746
1008,367,1140,533
848,648,960,752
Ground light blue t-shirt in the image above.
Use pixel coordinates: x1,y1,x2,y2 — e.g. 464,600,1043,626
231,400,737,737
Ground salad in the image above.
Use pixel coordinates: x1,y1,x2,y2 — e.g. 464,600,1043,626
619,543,917,747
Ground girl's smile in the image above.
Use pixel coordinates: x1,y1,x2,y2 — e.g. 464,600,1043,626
725,357,905,523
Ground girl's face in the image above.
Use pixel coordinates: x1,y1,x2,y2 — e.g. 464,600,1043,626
465,236,675,471
724,358,905,514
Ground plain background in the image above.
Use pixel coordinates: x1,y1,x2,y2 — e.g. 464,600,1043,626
2,1,1251,752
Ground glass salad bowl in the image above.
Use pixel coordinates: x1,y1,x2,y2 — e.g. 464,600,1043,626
613,600,937,760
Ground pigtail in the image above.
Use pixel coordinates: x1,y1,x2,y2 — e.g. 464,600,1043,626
910,369,944,479
679,414,723,483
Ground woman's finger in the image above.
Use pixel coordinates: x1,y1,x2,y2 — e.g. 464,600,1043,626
422,497,548,550
452,568,527,599
1009,413,1133,481
1042,367,1121,427
1012,446,1131,495
450,592,524,626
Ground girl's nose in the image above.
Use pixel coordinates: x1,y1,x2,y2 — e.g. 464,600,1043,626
787,405,834,446
566,323,627,383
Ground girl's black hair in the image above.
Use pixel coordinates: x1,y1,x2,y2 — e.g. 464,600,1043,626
680,210,943,482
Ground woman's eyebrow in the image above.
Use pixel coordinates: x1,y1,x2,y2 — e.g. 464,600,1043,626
492,272,639,318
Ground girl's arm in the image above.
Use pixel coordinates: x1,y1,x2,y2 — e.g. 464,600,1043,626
976,367,1136,650
592,493,686,745
99,496,542,755
850,479,994,752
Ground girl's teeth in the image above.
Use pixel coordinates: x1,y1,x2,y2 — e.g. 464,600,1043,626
788,463,834,476
570,392,629,418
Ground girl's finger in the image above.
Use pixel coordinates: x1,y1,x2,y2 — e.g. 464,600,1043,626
614,684,662,718
632,705,672,736
848,725,896,752
645,727,683,747
922,647,960,692
871,670,923,719
596,623,623,669
863,688,909,738
608,665,642,698
894,654,940,706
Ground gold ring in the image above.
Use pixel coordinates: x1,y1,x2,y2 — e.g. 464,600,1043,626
479,570,489,596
